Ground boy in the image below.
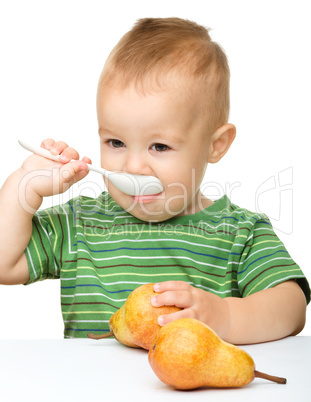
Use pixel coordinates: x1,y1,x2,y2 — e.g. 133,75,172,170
0,18,309,344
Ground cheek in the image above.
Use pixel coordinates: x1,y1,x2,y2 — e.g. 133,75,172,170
159,148,206,184
163,165,200,194
100,148,114,170
162,160,206,204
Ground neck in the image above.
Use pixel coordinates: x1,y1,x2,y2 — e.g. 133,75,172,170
177,192,213,217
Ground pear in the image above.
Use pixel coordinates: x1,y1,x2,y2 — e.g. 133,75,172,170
148,318,286,389
87,283,180,350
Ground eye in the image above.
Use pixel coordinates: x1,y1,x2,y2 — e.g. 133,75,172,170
151,143,170,152
108,139,125,148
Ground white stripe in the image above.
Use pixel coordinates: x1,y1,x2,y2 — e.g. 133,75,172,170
234,244,285,266
206,208,263,222
76,236,231,254
238,257,294,285
64,320,109,323
246,233,253,242
80,216,125,224
232,243,245,248
254,227,274,233
61,293,127,302
187,221,238,231
26,247,37,279
77,202,123,212
37,214,58,275
62,276,149,287
80,214,131,221
76,248,227,270
61,204,76,255
79,202,119,209
194,283,239,295
264,275,304,289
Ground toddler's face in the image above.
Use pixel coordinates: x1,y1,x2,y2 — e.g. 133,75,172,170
97,82,212,222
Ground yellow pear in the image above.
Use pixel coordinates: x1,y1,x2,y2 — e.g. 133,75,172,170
148,318,286,389
87,283,180,350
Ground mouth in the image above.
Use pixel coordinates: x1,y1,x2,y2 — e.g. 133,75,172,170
132,192,163,203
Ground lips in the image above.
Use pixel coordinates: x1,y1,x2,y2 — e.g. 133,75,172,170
132,192,163,203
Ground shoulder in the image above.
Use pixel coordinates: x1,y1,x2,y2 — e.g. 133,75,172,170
216,196,271,226
198,195,273,237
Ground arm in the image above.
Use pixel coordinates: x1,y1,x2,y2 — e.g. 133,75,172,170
151,280,307,344
222,280,306,344
0,139,90,285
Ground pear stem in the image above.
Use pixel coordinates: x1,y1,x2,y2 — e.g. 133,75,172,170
87,331,113,340
254,370,287,384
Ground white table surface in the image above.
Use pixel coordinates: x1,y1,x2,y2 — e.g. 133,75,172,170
0,336,310,402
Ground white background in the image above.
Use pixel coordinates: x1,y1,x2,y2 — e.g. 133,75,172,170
0,0,310,338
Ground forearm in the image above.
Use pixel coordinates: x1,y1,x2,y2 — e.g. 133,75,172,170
0,140,90,285
0,168,42,272
222,280,307,345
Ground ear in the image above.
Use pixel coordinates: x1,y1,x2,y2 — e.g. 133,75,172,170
207,123,236,163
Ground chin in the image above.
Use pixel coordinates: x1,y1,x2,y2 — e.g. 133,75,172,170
108,186,190,222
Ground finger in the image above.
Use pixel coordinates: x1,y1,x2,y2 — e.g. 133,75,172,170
59,147,80,163
60,160,88,178
69,165,89,185
151,289,193,309
154,281,191,293
82,156,92,164
41,138,55,150
58,161,89,189
158,308,194,326
39,140,81,163
49,141,70,156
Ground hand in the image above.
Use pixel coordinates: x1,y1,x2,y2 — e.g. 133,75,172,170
19,138,91,209
151,281,230,338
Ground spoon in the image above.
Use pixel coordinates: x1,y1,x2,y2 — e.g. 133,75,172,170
18,140,164,196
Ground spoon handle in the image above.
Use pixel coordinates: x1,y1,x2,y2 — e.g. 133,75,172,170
18,139,108,177
19,139,62,162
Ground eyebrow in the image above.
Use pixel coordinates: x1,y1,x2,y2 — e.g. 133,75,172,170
148,132,185,144
98,127,185,144
98,128,117,137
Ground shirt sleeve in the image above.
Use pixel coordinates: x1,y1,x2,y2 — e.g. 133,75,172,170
24,201,76,285
236,216,310,304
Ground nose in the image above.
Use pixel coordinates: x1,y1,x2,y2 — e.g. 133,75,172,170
123,150,153,176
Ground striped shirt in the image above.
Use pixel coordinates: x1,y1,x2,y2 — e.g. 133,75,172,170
25,193,310,338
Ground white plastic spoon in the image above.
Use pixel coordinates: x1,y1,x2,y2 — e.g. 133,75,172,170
18,140,164,196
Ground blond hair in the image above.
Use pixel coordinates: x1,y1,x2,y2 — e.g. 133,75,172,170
98,17,230,134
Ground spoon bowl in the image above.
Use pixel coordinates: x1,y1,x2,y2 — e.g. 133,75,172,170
18,140,164,196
